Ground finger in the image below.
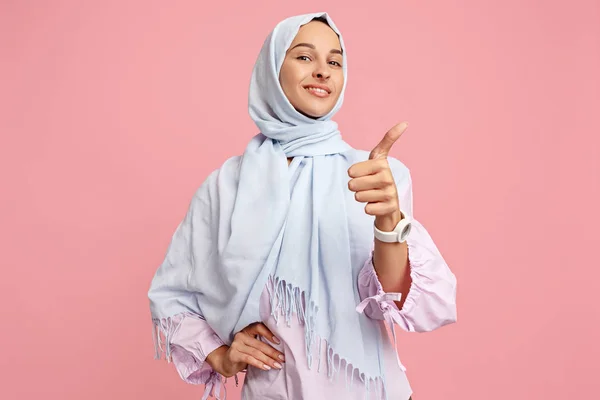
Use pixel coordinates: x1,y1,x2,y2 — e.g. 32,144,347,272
240,324,284,361
238,342,283,370
248,323,280,345
365,201,398,216
369,122,408,160
231,347,272,371
348,172,394,192
347,158,388,178
354,189,396,204
241,335,285,364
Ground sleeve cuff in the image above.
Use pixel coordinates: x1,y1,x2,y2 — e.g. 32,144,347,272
153,313,226,388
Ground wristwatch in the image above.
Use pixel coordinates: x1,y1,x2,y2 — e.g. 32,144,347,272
373,211,412,243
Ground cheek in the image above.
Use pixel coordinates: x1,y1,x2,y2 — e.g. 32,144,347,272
332,74,345,101
279,67,292,92
281,69,305,97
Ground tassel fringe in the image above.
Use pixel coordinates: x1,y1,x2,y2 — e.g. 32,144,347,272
267,276,389,400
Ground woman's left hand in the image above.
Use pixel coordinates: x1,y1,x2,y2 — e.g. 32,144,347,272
347,122,408,232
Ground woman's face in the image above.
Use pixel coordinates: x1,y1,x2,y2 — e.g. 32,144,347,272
279,20,344,119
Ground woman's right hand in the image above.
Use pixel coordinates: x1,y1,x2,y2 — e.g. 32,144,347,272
206,322,285,377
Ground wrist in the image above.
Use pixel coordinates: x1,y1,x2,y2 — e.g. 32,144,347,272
206,345,229,376
375,209,402,232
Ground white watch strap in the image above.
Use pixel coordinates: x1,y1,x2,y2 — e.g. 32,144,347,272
373,212,413,243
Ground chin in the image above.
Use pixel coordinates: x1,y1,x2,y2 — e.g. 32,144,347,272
304,110,327,118
297,104,334,119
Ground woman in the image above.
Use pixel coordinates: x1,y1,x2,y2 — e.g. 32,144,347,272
148,12,457,400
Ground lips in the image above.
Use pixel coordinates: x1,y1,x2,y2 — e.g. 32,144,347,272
303,84,331,98
303,84,331,94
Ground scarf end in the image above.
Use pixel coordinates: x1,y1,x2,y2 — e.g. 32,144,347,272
151,315,185,363
267,276,390,400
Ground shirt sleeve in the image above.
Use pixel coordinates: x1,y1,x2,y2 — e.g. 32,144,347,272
356,218,458,333
153,313,228,399
355,159,457,333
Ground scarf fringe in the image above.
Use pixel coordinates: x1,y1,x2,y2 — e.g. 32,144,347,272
151,315,186,363
151,315,228,400
150,279,389,400
267,276,388,400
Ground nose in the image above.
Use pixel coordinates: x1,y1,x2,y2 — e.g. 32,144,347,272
312,61,330,80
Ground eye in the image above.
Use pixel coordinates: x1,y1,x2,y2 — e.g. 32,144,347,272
297,55,311,61
329,61,342,67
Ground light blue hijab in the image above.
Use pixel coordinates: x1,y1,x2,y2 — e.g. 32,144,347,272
149,11,388,397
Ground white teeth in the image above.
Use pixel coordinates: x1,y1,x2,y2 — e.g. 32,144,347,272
306,87,328,94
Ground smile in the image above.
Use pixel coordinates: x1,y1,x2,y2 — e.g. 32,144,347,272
304,87,330,98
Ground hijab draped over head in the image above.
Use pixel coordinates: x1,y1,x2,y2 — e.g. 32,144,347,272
149,12,390,397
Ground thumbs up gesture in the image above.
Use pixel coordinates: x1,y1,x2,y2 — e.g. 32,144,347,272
347,122,409,232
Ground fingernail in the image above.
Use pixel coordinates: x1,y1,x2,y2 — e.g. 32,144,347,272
272,336,280,344
279,354,285,361
274,362,282,369
263,364,271,370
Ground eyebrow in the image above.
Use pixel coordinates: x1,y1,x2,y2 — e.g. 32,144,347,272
289,42,343,55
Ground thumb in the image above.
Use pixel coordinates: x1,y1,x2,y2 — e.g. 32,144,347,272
369,122,409,160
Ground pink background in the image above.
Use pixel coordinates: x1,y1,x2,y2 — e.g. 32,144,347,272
1,1,599,399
